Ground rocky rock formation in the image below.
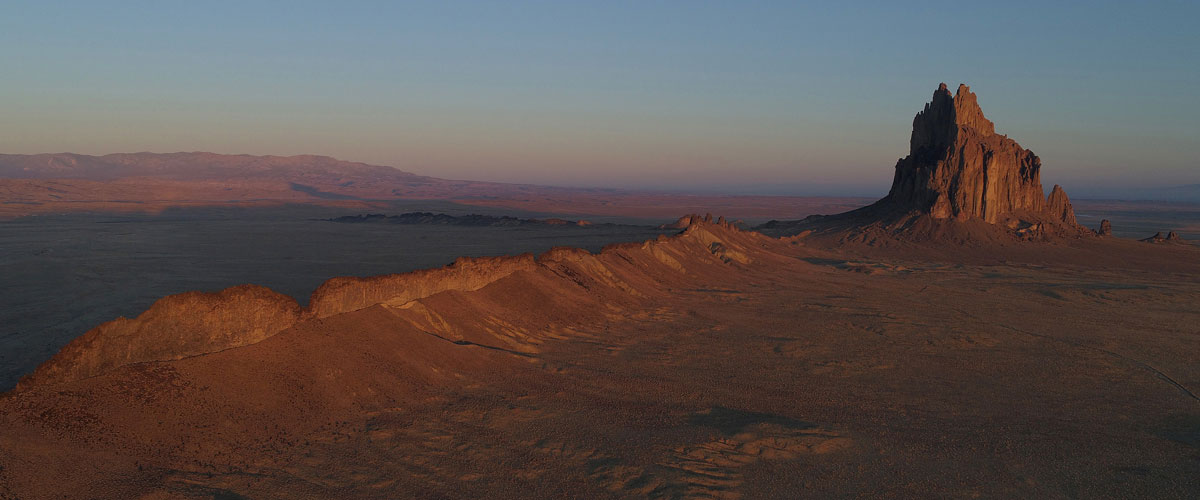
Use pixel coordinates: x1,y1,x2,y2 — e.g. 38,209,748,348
18,285,302,390
1142,231,1185,243
19,257,543,389
759,83,1089,241
886,83,1078,227
16,217,771,390
1045,185,1077,225
659,213,733,230
1097,219,1113,236
307,254,541,318
660,214,704,229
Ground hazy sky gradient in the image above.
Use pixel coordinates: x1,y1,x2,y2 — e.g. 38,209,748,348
2,1,1197,196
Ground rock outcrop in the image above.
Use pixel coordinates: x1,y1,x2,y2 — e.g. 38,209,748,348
18,285,302,390
658,213,732,230
1142,231,1185,243
307,254,541,319
1097,219,1113,236
1045,185,1077,226
760,83,1086,240
886,83,1075,226
15,217,772,390
660,214,705,229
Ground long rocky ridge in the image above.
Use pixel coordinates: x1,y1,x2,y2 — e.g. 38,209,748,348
14,214,770,391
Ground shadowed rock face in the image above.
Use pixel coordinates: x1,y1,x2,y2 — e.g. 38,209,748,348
1046,184,1077,226
887,83,1064,225
757,84,1086,242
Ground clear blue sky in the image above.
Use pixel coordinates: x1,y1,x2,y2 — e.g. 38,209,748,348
2,1,1196,197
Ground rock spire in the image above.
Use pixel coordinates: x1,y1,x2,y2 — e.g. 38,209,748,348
886,83,1076,226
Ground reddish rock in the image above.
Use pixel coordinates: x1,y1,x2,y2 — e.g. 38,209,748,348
14,216,767,393
1045,185,1077,225
306,254,539,319
660,214,701,229
1097,219,1113,236
887,83,1067,225
758,84,1092,242
17,285,301,390
1140,231,1184,243
660,213,737,230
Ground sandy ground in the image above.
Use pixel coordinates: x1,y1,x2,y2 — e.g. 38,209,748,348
0,220,1197,498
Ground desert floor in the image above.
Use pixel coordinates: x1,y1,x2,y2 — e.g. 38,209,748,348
1,220,1197,498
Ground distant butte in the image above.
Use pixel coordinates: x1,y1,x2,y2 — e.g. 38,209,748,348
761,83,1088,240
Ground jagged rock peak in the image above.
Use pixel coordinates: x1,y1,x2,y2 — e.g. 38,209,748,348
909,83,996,158
1046,185,1077,225
951,84,996,137
886,83,1081,227
1097,219,1113,236
757,84,1089,241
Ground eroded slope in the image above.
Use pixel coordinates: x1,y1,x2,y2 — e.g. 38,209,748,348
2,216,1199,499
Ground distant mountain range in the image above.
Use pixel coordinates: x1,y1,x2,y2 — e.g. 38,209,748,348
0,151,557,199
0,152,872,220
328,212,602,227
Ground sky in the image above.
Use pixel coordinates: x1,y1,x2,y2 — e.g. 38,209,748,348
1,1,1197,197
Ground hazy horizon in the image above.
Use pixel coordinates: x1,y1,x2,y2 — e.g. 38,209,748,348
2,1,1197,198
